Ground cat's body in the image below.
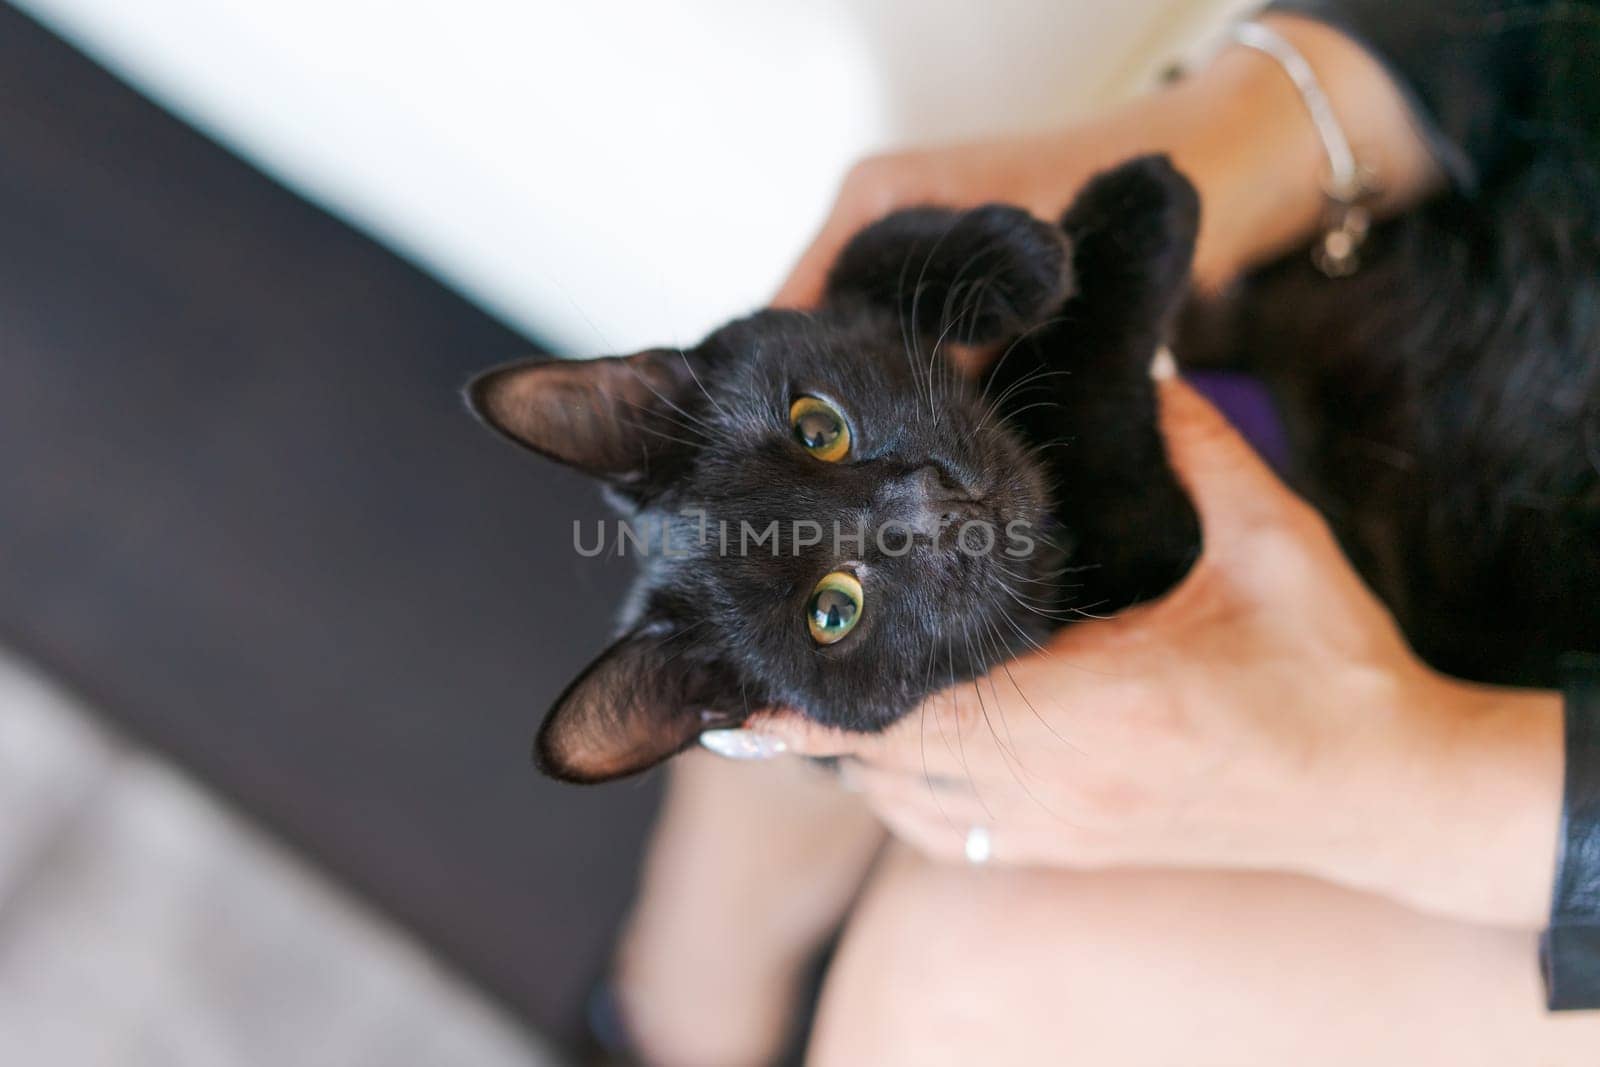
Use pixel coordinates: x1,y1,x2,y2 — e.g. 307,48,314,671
470,148,1600,783
472,158,1202,781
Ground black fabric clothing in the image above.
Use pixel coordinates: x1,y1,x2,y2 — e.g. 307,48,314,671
1269,0,1600,1012
1269,0,1600,193
1545,659,1600,1009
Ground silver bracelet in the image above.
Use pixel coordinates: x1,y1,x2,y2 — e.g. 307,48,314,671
1228,19,1378,277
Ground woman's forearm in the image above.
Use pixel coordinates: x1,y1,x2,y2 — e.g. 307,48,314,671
774,11,1447,306
1324,675,1563,928
1130,12,1445,286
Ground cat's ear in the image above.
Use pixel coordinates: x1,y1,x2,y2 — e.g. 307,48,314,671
535,623,742,783
466,349,705,488
825,204,1075,344
1058,154,1199,345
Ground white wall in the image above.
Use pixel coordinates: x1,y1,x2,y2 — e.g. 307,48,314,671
17,0,1249,355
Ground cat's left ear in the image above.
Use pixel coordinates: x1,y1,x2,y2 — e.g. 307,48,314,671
825,204,1074,344
535,622,743,783
466,348,707,489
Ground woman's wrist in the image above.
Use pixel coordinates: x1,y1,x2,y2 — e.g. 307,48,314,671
1321,670,1563,928
776,13,1444,307
1111,12,1445,287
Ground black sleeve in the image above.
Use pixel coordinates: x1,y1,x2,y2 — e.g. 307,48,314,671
1543,657,1600,1011
1266,0,1600,194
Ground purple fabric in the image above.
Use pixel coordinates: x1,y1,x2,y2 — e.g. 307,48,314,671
1185,370,1290,472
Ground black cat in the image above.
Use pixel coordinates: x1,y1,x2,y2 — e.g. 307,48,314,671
471,143,1600,785
469,156,1202,782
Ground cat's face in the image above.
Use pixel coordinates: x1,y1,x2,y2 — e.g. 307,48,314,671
470,158,1198,782
626,306,1057,734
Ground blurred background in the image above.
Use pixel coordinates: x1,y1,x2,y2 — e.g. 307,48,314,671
0,1,1245,1062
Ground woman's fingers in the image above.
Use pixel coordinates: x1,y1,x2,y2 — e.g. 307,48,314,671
849,760,1017,864
749,668,1084,776
847,765,1097,869
770,217,849,309
842,759,986,815
871,805,975,863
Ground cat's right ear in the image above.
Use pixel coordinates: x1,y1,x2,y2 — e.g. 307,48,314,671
535,623,742,783
824,204,1074,344
466,349,706,489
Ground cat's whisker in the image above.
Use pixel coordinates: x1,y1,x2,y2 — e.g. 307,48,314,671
981,616,1086,757
984,370,1073,417
639,406,714,443
907,217,968,425
993,579,1069,608
620,363,720,437
990,566,1074,605
929,239,1010,417
957,630,1004,815
926,308,966,430
675,347,732,423
972,621,1022,757
995,582,1082,622
620,417,706,453
648,622,718,673
1059,596,1115,621
990,559,1072,586
994,399,1067,424
991,606,1052,658
610,386,714,438
978,313,1073,408
972,368,1073,439
936,642,988,805
1004,579,1080,602
969,620,1096,826
1021,436,1077,461
893,253,929,428
917,638,964,833
964,626,1049,800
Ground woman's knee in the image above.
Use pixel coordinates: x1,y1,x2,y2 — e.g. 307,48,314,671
808,849,1593,1067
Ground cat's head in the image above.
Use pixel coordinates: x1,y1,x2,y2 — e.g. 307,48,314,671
469,156,1197,782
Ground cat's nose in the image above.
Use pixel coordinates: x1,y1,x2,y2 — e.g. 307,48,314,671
881,464,979,531
905,464,963,502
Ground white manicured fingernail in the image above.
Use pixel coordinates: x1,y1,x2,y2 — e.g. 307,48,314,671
698,729,788,760
964,825,993,865
1149,345,1177,381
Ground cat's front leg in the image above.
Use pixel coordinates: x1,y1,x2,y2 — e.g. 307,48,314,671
989,156,1204,613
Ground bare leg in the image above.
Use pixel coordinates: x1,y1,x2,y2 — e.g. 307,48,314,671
615,751,884,1066
811,845,1600,1066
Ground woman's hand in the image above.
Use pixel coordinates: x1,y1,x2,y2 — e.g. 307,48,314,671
749,368,1562,929
774,14,1441,309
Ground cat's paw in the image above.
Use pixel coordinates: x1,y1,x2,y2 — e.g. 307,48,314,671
1060,154,1200,336
826,202,1075,343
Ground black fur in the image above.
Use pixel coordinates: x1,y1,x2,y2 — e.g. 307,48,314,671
469,156,1201,782
1182,140,1600,688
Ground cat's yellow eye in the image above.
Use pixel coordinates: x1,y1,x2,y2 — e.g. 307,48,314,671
789,395,851,462
807,570,863,645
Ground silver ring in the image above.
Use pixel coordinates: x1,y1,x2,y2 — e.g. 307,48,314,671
964,826,992,866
